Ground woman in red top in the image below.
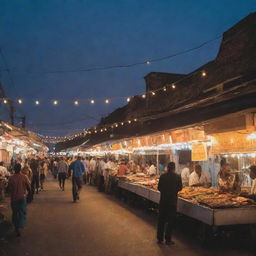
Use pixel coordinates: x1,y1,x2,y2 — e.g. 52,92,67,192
117,161,129,176
8,163,31,236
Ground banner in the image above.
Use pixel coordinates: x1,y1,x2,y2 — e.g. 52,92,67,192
191,142,208,161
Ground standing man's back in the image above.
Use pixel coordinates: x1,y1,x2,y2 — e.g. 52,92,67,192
157,162,182,245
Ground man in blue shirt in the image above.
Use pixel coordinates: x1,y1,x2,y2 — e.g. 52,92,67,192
70,156,85,202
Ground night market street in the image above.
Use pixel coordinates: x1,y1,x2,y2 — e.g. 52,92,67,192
0,178,254,256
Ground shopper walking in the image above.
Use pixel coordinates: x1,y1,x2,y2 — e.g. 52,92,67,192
30,158,40,195
39,161,47,190
157,162,182,245
8,163,31,236
57,157,68,191
69,156,85,202
89,157,96,185
21,160,33,182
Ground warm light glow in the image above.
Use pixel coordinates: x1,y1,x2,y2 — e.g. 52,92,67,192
104,128,107,131
202,71,207,77
172,83,176,89
121,122,124,126
53,100,58,105
18,98,23,104
105,99,109,104
146,61,150,65
163,87,167,91
151,91,156,96
128,120,131,124
90,99,95,104
134,118,137,122
35,100,40,105
94,130,97,133
115,124,118,127
3,99,8,104
74,100,79,105
142,94,146,99
127,97,130,102
100,129,103,132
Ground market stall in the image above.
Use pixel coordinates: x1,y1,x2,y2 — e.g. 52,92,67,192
118,179,256,226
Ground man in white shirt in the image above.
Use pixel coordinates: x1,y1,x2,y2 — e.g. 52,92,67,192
181,162,194,187
148,163,157,176
189,164,211,187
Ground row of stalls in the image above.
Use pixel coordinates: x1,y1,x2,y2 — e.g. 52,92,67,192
64,109,256,239
0,121,48,165
70,109,256,187
0,121,48,201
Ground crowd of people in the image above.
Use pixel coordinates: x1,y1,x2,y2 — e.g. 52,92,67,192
1,153,256,242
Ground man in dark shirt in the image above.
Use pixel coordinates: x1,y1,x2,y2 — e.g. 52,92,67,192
29,158,40,195
157,162,182,245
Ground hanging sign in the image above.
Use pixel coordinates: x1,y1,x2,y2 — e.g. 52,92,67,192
191,142,208,161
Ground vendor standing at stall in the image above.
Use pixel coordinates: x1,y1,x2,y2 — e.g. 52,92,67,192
181,162,194,187
189,164,211,187
249,165,256,195
217,163,240,193
148,162,157,176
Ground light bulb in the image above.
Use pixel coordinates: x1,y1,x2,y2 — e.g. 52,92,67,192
172,84,176,89
90,99,95,104
202,71,207,77
127,97,130,102
142,94,146,99
74,100,79,105
18,98,23,104
35,100,40,105
105,99,109,104
53,100,58,105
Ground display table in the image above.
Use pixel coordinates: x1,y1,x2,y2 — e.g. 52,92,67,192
118,180,256,226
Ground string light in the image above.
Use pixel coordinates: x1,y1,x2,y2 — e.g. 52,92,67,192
35,100,40,105
18,98,23,104
34,66,212,144
3,99,8,104
202,71,207,77
146,61,151,65
74,100,79,106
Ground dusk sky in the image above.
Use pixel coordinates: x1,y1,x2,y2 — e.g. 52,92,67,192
0,0,255,136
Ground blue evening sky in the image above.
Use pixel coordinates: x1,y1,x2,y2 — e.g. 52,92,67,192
0,0,255,136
